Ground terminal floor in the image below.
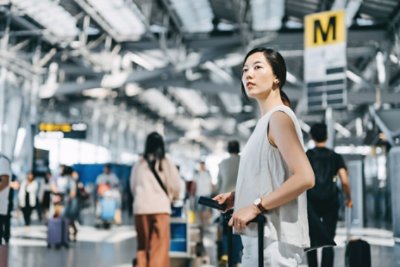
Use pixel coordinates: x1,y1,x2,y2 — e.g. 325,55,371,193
2,210,398,267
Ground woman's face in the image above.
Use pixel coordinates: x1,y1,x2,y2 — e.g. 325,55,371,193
27,173,34,181
242,52,275,99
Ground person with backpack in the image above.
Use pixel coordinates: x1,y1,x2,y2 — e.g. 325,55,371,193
306,122,353,267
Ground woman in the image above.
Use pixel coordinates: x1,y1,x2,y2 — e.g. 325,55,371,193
214,48,315,266
18,172,39,226
130,132,181,267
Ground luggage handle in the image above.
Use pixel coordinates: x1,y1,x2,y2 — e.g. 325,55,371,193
223,210,266,267
346,207,352,242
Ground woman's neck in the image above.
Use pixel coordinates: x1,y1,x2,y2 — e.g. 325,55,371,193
257,91,284,116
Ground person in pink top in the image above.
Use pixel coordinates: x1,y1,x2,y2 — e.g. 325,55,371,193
130,132,181,267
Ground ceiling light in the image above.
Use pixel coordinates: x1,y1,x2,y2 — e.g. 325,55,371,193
169,0,213,32
251,0,284,31
140,89,176,117
376,51,386,85
346,70,362,84
12,0,79,43
204,61,233,84
82,88,110,99
125,83,143,97
76,0,146,42
172,88,208,116
390,54,399,64
286,71,298,84
219,93,242,114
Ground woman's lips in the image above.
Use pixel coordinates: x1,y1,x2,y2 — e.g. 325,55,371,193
246,82,255,88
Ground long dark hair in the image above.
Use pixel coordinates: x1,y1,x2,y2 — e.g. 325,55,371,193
143,132,166,171
241,47,291,107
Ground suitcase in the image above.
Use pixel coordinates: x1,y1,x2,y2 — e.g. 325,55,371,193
0,245,8,267
345,239,371,267
100,198,117,221
47,218,69,248
344,208,371,267
224,210,266,267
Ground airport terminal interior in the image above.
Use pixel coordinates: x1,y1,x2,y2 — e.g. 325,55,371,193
1,0,400,266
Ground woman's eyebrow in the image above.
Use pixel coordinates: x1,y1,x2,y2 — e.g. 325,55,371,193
243,60,264,68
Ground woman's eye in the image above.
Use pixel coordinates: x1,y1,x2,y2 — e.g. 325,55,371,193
255,65,261,69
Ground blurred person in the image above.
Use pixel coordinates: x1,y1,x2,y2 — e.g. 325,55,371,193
214,48,315,266
0,153,11,245
306,123,352,267
18,172,39,226
95,163,119,197
95,164,122,224
170,165,186,218
192,161,214,227
51,166,78,241
217,140,242,265
4,174,19,243
39,170,52,224
130,132,181,267
217,140,240,193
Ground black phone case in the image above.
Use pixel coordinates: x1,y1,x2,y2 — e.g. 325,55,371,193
198,196,226,210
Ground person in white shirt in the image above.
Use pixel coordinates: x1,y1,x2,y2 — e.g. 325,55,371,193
0,153,11,245
18,172,39,226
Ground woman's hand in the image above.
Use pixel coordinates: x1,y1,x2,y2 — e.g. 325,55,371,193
213,192,235,211
228,204,260,231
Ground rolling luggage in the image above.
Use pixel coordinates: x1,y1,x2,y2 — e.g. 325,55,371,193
100,198,117,221
224,210,266,267
47,217,69,248
345,208,371,267
345,239,371,267
197,197,266,267
0,245,8,267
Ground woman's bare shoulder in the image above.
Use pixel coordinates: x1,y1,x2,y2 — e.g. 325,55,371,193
269,110,296,132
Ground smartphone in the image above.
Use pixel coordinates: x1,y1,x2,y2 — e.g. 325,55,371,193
198,196,226,211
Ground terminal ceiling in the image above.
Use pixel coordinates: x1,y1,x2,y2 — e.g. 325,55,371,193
1,0,400,152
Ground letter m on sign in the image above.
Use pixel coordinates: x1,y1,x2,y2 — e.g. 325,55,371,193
314,16,336,44
305,10,345,48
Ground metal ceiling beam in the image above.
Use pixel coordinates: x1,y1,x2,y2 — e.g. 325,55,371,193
54,45,239,96
348,91,400,104
142,78,303,98
123,27,385,51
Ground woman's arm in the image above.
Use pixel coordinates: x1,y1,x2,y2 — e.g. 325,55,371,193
229,112,315,230
260,112,315,210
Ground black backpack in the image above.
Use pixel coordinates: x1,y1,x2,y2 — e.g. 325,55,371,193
307,148,338,201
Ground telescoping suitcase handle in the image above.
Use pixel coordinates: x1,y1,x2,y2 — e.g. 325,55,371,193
223,210,266,267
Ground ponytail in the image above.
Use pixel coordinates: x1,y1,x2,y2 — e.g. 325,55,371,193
280,90,291,108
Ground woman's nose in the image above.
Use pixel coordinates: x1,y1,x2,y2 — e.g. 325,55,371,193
245,69,253,79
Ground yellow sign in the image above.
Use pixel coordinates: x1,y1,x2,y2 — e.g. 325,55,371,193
39,123,72,133
305,10,346,47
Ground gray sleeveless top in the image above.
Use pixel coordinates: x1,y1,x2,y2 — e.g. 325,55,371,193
234,105,310,248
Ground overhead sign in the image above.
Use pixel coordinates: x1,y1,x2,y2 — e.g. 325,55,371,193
304,10,347,111
38,122,87,139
